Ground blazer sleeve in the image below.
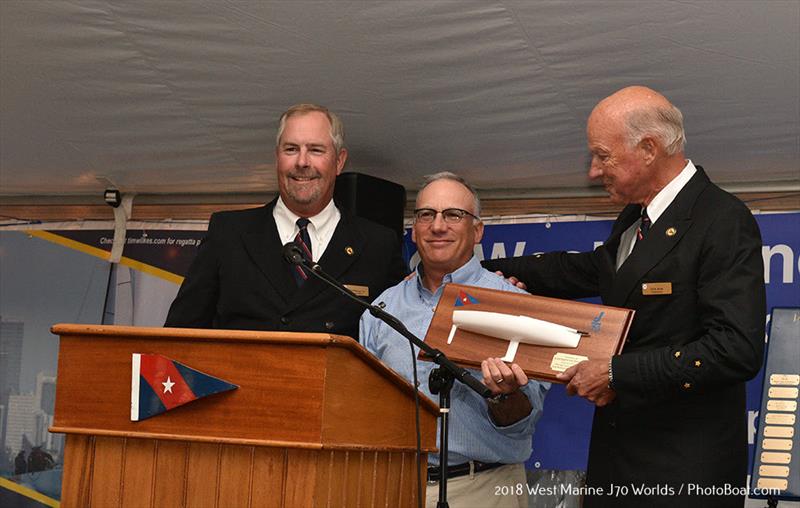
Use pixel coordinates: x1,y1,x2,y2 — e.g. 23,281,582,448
482,250,603,300
385,233,409,288
612,205,766,408
164,213,222,328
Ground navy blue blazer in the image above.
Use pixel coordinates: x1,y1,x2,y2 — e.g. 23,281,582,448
165,199,407,341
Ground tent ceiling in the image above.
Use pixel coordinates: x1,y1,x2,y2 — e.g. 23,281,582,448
1,0,798,202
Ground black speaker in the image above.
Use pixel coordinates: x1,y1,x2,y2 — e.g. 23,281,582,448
334,172,406,242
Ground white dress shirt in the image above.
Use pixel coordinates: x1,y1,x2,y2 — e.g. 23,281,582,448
273,197,341,262
616,160,697,270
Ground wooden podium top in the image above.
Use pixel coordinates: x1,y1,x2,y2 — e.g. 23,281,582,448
51,324,438,453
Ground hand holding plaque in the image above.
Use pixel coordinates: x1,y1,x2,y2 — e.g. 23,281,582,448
420,283,634,383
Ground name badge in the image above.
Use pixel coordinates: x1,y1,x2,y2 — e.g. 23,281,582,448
642,282,672,296
344,284,370,297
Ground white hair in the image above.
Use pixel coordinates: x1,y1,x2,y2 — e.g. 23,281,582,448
624,103,686,155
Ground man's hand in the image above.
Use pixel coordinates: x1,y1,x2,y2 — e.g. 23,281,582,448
492,271,527,290
556,358,616,407
481,357,532,426
481,357,528,395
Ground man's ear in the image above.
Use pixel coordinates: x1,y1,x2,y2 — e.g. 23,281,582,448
639,137,657,165
474,221,484,244
335,148,348,174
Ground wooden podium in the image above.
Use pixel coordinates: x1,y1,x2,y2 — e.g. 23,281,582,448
51,324,438,507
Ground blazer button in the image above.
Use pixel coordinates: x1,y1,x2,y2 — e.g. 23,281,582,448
280,316,290,325
324,321,335,330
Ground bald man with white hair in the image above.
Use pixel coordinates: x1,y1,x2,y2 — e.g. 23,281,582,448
484,86,765,508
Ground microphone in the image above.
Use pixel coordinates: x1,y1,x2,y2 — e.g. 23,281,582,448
282,242,306,266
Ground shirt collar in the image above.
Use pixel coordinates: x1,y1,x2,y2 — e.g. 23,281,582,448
274,196,338,233
645,159,697,224
415,256,484,296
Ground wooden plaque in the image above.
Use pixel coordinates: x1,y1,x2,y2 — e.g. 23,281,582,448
420,283,634,383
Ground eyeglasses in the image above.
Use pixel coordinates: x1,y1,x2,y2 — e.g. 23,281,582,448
413,208,480,224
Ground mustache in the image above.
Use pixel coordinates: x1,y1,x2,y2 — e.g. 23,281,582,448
287,170,321,179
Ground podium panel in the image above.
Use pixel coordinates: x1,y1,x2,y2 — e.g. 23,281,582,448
51,324,438,507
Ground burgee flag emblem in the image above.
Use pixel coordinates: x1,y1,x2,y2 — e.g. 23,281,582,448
454,290,479,307
131,353,238,421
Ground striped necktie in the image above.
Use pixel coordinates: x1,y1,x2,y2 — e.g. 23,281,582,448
636,207,651,242
292,218,312,285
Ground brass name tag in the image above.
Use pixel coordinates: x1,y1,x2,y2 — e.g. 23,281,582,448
344,284,369,297
767,400,797,412
761,451,791,464
550,353,588,372
769,387,799,399
770,374,800,386
762,438,793,451
757,478,787,491
764,426,795,438
641,282,672,295
759,465,790,477
766,413,796,425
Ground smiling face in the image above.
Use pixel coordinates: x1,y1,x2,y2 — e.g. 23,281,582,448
275,111,347,216
412,178,483,283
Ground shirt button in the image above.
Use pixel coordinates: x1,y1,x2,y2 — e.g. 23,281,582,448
324,321,334,330
280,316,290,325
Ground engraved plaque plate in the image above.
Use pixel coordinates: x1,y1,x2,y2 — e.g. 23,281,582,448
763,438,794,451
767,400,798,412
765,413,796,425
764,426,795,438
761,452,792,464
757,478,788,491
770,374,800,386
550,353,588,372
759,465,790,477
768,386,799,399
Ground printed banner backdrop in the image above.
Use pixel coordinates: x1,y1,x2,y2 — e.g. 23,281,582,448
0,230,109,504
1,211,797,503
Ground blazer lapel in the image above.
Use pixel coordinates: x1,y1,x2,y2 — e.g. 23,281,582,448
241,201,296,305
608,168,711,306
598,205,639,301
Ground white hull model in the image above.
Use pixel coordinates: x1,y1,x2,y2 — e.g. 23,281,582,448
447,310,581,362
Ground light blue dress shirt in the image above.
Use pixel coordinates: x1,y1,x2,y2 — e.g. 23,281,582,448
359,256,549,466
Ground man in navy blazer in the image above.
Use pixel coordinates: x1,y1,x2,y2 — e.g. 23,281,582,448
484,87,765,507
165,104,406,340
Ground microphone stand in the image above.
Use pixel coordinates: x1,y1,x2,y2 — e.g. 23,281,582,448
284,244,491,508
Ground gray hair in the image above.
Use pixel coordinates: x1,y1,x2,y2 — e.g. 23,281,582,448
624,103,686,156
276,103,345,153
418,171,481,218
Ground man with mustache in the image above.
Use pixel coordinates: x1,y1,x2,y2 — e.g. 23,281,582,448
166,104,406,340
483,86,765,507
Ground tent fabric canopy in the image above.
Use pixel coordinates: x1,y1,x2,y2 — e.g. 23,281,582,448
1,0,798,201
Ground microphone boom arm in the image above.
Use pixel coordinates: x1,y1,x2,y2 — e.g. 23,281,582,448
283,243,491,398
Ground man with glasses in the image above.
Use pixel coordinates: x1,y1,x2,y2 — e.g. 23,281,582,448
360,172,549,508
